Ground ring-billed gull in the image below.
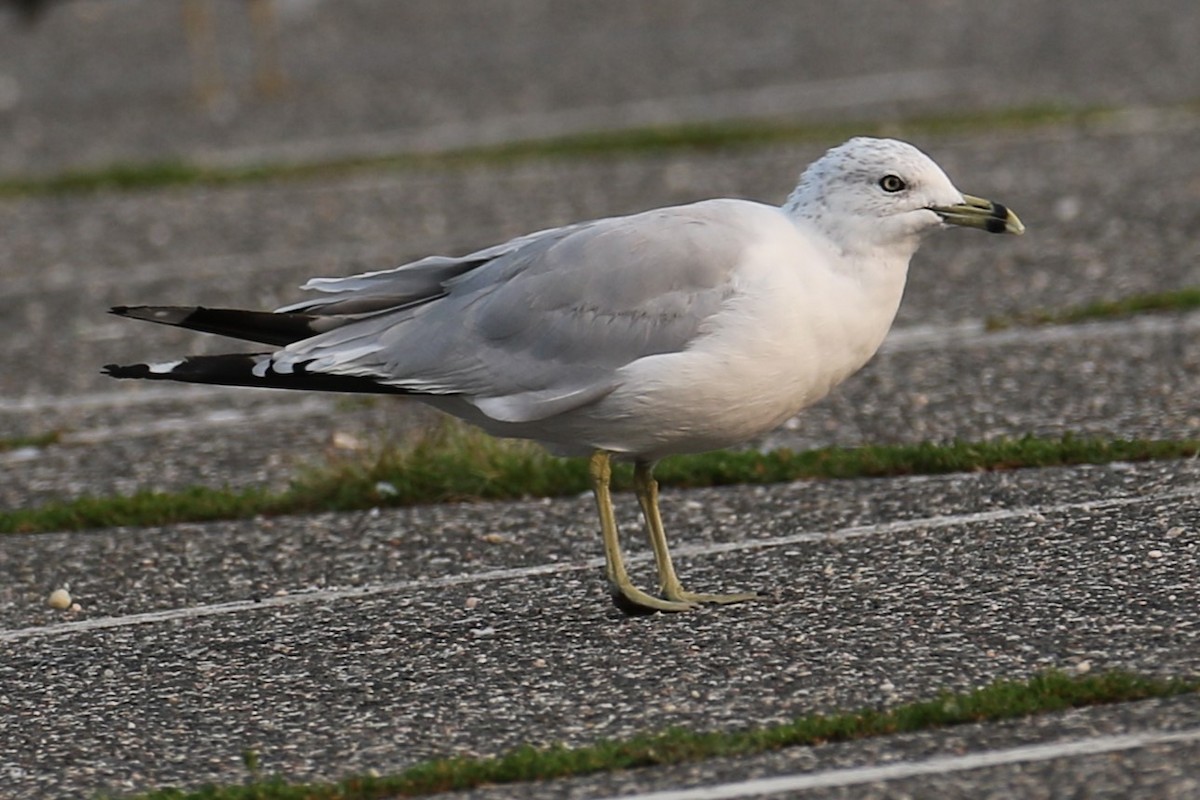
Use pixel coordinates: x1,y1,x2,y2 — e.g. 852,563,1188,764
105,137,1024,614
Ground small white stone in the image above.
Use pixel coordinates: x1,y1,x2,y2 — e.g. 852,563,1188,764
331,431,366,451
47,589,71,610
6,446,40,462
1148,550,1164,559
1054,195,1081,222
1075,660,1092,674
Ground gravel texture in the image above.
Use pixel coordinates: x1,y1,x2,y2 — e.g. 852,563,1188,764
2,0,1200,176
2,2,1199,798
1,459,1197,796
3,123,1200,507
455,695,1200,799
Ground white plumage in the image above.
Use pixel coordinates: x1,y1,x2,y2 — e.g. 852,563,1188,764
106,137,1024,613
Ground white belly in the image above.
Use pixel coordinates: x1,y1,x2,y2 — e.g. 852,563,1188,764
547,249,905,459
429,218,911,460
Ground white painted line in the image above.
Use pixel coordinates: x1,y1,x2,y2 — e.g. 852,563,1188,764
4,309,1197,417
3,483,1194,644
596,726,1200,800
0,560,590,644
57,397,334,445
196,69,973,169
0,245,368,300
664,483,1194,561
880,309,1200,353
0,399,337,465
0,383,241,413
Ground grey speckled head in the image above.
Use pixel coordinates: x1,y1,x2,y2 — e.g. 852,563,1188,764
783,137,966,253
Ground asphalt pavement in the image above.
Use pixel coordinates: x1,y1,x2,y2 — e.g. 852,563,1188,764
1,2,1199,798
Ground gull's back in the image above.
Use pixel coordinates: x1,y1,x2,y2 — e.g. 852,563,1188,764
268,199,796,434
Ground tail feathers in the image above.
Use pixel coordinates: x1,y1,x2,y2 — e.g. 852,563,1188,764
102,353,412,395
109,305,338,347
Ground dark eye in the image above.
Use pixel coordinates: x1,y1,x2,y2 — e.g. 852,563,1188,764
879,174,906,193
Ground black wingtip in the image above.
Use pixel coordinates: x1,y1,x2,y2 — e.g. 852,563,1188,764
105,304,324,346
102,363,148,379
99,353,413,396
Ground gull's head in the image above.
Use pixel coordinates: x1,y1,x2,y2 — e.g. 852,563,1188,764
784,137,1024,256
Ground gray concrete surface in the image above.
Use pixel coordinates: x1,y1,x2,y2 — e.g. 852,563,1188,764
1,2,1198,798
4,124,1200,503
1,0,1200,175
459,695,1200,799
3,460,1199,797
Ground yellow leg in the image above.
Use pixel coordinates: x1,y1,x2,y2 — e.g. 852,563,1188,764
182,0,223,106
633,460,757,606
247,0,286,96
589,452,694,614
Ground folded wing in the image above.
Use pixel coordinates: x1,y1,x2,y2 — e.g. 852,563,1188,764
108,200,765,424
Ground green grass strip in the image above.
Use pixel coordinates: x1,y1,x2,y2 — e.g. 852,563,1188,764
112,670,1198,799
987,287,1200,330
0,104,1106,198
2,430,1197,535
0,430,61,453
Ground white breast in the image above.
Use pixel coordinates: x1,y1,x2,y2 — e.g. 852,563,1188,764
571,214,911,459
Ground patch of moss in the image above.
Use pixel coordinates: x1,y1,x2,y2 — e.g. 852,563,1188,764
2,429,1196,534
986,288,1200,330
0,430,62,453
112,670,1197,799
0,105,1108,198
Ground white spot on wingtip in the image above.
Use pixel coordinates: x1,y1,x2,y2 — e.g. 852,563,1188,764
251,357,271,378
148,360,183,374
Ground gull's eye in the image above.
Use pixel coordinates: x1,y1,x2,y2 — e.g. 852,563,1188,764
879,174,907,193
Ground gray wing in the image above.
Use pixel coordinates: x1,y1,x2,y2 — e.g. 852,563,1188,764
274,223,588,315
269,199,767,423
